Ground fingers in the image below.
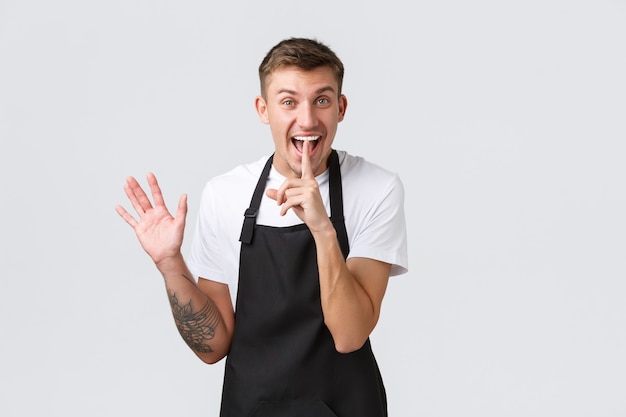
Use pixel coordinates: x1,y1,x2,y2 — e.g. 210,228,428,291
115,204,138,228
269,143,314,205
176,193,188,225
123,175,152,215
267,185,298,212
147,172,166,207
122,173,167,217
300,140,314,180
265,188,278,203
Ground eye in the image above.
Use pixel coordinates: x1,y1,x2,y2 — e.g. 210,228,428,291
282,99,295,106
316,97,330,105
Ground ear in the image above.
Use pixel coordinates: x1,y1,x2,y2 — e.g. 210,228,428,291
337,94,348,122
255,96,270,124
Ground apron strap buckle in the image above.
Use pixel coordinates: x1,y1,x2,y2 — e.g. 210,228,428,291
239,208,257,244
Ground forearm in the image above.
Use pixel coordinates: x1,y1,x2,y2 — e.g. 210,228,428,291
313,228,380,353
156,254,231,363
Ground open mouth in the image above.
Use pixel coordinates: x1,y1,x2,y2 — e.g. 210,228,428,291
292,136,320,153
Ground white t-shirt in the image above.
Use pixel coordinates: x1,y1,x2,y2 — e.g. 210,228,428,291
187,150,408,308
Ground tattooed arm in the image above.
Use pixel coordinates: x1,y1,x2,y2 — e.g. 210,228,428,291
116,173,234,363
157,255,234,363
168,289,219,353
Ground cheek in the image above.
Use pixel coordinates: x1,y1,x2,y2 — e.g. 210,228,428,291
271,114,293,133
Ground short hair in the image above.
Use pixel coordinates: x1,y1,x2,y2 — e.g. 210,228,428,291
258,37,345,98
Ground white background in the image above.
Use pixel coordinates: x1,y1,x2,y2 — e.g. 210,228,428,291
1,1,625,416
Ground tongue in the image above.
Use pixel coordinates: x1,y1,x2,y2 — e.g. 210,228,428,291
294,139,304,153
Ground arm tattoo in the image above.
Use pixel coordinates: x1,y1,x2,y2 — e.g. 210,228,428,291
168,289,221,353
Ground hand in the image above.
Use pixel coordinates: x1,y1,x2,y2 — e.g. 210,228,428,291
115,173,188,266
266,141,332,233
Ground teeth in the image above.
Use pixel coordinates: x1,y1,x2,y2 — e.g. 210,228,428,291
293,136,319,141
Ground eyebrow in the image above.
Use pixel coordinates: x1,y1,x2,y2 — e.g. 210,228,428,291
277,86,336,95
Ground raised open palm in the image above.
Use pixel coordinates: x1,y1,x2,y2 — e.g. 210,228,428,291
116,172,188,265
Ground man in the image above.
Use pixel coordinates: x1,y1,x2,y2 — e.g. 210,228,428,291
116,37,408,417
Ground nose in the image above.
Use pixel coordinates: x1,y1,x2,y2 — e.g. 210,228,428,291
296,102,317,130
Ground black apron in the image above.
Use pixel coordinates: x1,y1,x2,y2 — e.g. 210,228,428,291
220,150,387,417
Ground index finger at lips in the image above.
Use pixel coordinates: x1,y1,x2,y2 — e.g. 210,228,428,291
301,140,313,180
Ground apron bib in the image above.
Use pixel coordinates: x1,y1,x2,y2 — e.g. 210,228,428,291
220,150,387,417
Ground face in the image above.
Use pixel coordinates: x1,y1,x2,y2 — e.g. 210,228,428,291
255,66,347,178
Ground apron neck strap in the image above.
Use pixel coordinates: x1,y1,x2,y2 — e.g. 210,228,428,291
239,150,345,250
239,154,274,244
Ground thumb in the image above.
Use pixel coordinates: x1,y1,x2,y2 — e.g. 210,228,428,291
265,188,278,202
175,194,188,224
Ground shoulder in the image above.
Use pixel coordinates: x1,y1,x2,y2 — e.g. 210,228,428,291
336,150,404,194
204,155,270,191
199,155,272,205
335,150,408,276
197,155,270,219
